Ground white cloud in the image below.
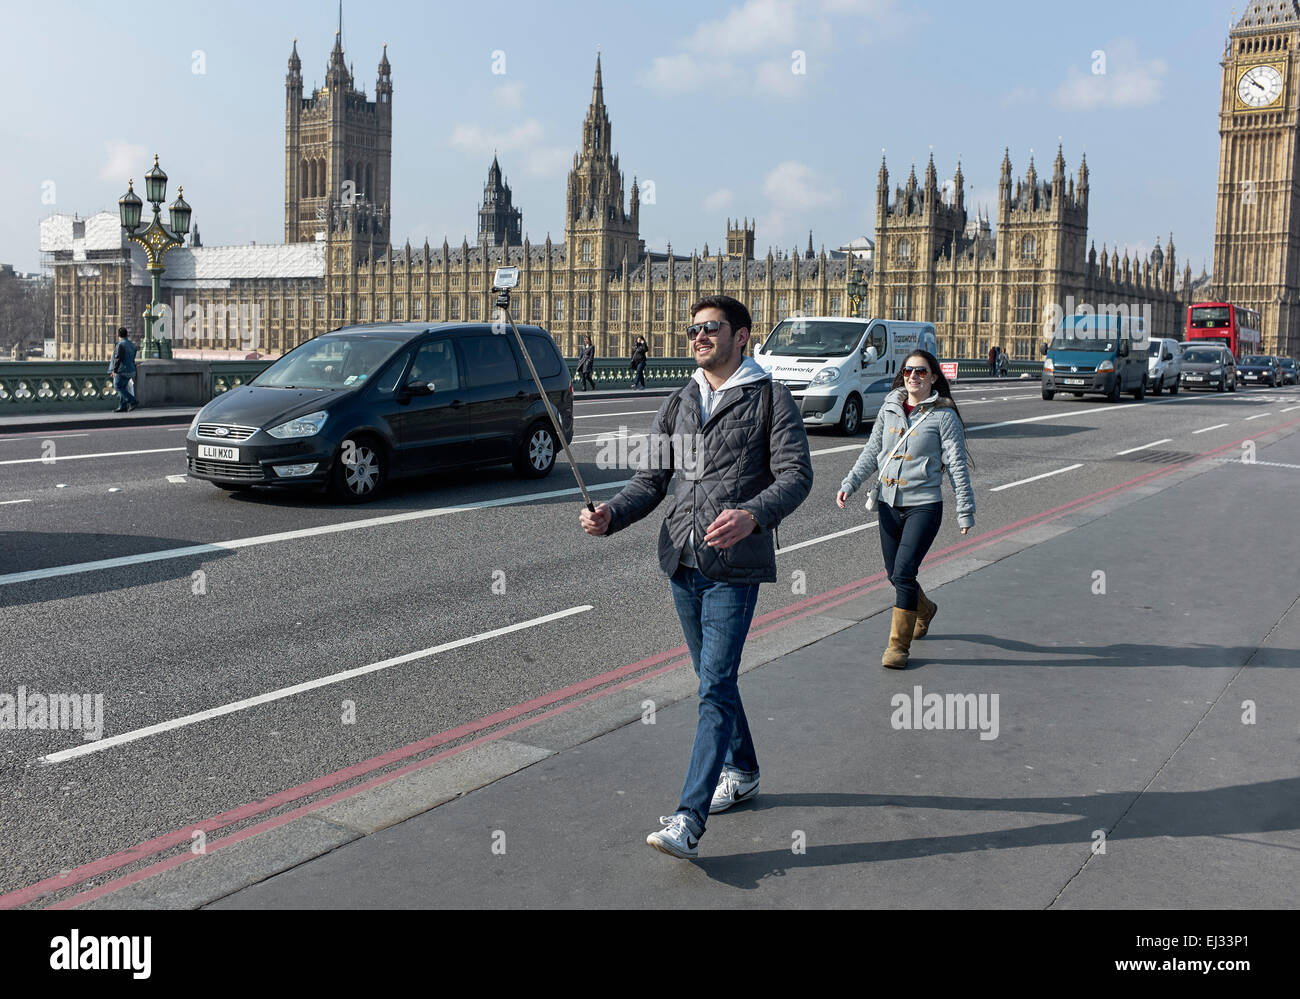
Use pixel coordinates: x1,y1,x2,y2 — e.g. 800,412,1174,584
755,58,806,97
642,53,733,95
683,0,807,54
762,160,837,245
1001,86,1037,108
641,0,901,96
1052,39,1166,111
704,188,735,214
448,120,544,156
100,141,148,183
492,83,525,109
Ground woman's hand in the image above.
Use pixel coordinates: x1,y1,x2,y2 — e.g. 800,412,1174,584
960,526,970,535
836,490,849,509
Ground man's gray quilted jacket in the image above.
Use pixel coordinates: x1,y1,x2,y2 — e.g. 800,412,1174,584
604,375,813,583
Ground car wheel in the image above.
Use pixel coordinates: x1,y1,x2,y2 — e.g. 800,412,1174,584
838,394,862,436
1042,388,1055,400
1151,375,1163,396
514,421,557,478
1132,376,1146,401
1217,378,1227,393
1169,379,1179,395
1229,377,1237,392
1108,378,1121,403
330,434,386,502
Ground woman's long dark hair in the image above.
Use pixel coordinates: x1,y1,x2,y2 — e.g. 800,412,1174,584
891,348,973,469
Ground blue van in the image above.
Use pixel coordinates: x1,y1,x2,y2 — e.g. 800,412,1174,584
1042,312,1149,402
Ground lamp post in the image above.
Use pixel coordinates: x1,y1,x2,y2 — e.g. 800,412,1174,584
846,264,869,319
118,155,191,359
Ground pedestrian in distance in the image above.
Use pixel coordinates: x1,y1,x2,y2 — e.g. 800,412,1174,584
630,335,649,390
987,342,998,376
836,348,974,669
109,327,139,412
996,346,1009,377
577,336,596,391
580,295,813,859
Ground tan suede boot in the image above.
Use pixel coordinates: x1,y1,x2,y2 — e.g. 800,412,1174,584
882,607,918,669
913,588,938,639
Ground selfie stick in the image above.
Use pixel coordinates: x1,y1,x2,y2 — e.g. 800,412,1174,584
492,267,596,513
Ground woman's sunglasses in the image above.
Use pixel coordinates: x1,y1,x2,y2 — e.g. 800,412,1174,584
902,366,931,377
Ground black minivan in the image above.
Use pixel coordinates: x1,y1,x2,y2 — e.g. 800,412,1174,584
186,323,574,502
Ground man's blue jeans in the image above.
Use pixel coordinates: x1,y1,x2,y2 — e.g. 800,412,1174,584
113,373,137,408
669,565,761,837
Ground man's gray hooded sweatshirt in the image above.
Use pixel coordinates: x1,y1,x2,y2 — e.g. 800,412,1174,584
604,357,813,584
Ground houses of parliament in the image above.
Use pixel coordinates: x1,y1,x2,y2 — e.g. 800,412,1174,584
48,6,1300,363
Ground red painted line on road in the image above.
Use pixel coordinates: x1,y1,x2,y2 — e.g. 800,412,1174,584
10,414,1299,909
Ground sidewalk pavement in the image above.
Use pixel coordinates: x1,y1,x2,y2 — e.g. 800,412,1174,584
0,376,1031,433
67,422,1286,909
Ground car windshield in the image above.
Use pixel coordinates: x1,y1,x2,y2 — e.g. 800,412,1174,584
1190,307,1230,328
1182,349,1223,363
1283,360,1297,368
254,335,406,389
762,319,865,357
1242,356,1271,365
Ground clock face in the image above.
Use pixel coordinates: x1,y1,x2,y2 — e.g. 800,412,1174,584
1238,64,1283,108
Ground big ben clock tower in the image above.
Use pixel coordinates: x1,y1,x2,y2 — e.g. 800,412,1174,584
1213,1,1300,357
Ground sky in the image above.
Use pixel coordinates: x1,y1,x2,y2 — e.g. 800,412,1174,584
0,0,1236,276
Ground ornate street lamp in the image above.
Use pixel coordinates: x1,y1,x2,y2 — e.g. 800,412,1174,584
118,154,191,359
846,265,869,318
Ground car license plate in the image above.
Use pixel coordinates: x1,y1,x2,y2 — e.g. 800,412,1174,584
1187,376,1204,382
198,445,239,461
1064,378,1085,386
1246,374,1258,379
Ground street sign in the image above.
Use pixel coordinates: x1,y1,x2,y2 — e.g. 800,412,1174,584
940,361,958,382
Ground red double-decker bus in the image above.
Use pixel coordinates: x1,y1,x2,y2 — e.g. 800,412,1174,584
1186,302,1262,359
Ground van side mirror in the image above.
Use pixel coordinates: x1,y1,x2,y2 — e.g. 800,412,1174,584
862,345,878,364
402,380,436,397
1117,340,1130,357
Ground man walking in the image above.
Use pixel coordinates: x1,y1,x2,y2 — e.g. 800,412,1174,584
577,336,596,391
580,295,812,858
109,327,138,412
987,342,998,376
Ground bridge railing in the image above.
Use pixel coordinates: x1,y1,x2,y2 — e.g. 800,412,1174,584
0,356,1043,415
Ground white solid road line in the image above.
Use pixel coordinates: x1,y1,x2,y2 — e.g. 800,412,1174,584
0,478,634,587
573,409,659,420
0,499,32,505
990,463,1084,492
776,520,878,554
1282,405,1300,413
39,605,593,764
1245,412,1272,420
1193,423,1230,434
1116,438,1173,456
0,447,183,466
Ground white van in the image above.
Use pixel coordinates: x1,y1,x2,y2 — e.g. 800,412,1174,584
1146,337,1183,395
755,316,938,434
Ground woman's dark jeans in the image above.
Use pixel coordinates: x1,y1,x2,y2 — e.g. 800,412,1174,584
877,501,943,610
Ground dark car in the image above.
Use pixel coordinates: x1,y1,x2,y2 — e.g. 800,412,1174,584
1179,345,1237,392
1237,354,1283,387
1280,357,1299,385
186,323,574,502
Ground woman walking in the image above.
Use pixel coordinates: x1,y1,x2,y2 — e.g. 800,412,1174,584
577,336,596,391
836,349,974,668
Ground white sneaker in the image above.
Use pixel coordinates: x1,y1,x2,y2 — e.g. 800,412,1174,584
709,769,760,814
646,814,699,858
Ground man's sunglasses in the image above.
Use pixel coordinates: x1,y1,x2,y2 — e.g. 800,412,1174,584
902,366,931,376
686,320,730,339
